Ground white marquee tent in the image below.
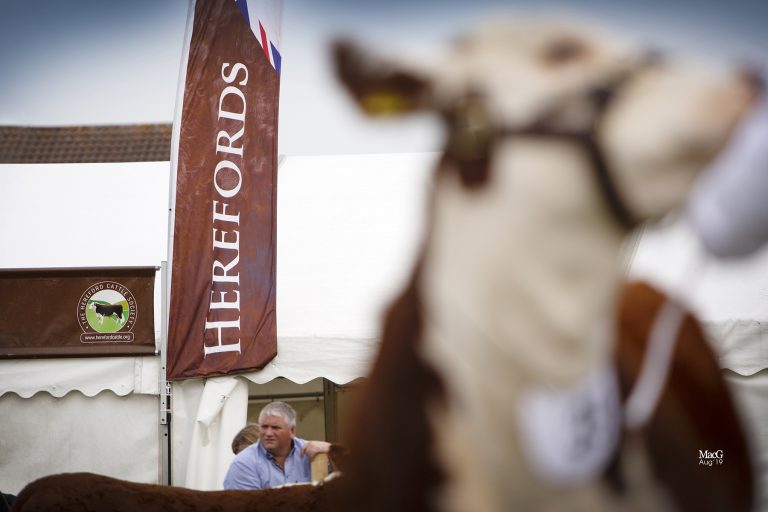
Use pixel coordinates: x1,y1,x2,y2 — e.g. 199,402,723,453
0,152,435,492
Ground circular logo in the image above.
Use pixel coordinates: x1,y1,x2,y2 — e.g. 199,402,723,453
77,281,138,342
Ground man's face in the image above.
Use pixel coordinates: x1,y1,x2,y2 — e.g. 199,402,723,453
259,414,295,457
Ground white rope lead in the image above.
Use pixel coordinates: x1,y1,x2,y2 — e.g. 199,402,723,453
623,299,685,430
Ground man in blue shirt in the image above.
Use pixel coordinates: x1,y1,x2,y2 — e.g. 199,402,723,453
223,401,331,489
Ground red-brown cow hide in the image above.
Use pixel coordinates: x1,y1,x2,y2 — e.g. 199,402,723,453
615,282,753,512
10,472,341,512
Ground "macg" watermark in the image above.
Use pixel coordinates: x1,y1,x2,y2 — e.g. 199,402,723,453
699,449,724,467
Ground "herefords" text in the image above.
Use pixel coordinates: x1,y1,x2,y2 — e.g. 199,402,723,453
204,62,249,356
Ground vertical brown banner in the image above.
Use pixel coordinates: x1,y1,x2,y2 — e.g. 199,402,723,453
167,0,281,379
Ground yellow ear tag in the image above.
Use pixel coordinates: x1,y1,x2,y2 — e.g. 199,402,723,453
361,91,411,115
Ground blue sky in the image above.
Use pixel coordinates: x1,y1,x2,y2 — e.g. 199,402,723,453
0,0,766,155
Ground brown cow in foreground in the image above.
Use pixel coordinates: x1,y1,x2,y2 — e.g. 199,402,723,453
12,17,759,512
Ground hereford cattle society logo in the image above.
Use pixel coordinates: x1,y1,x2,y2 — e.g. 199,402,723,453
77,281,137,343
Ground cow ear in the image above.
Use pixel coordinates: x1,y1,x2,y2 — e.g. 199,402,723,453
333,40,432,116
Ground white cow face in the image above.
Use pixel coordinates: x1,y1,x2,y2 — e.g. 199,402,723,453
335,17,758,225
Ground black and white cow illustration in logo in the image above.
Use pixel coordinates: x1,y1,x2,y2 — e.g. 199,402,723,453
88,302,125,325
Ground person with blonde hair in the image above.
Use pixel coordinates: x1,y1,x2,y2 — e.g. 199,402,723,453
231,423,260,455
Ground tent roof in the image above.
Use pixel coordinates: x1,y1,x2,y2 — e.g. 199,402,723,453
6,152,767,396
0,153,435,396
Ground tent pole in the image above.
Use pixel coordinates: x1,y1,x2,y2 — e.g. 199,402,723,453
159,0,192,483
322,379,338,443
160,260,172,485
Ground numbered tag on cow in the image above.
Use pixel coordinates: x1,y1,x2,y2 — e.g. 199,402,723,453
516,364,621,486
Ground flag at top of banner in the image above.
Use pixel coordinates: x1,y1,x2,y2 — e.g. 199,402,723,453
166,0,283,380
234,0,283,73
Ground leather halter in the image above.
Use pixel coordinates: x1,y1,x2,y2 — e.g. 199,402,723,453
442,59,658,231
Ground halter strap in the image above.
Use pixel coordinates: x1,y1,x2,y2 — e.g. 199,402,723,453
444,56,659,231
501,61,655,230
500,125,636,230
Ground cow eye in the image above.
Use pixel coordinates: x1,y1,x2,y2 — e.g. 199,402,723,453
542,37,588,66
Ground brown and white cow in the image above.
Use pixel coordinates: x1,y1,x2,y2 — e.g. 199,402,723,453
332,17,758,512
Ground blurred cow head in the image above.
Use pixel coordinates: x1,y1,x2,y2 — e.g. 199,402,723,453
335,18,757,225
